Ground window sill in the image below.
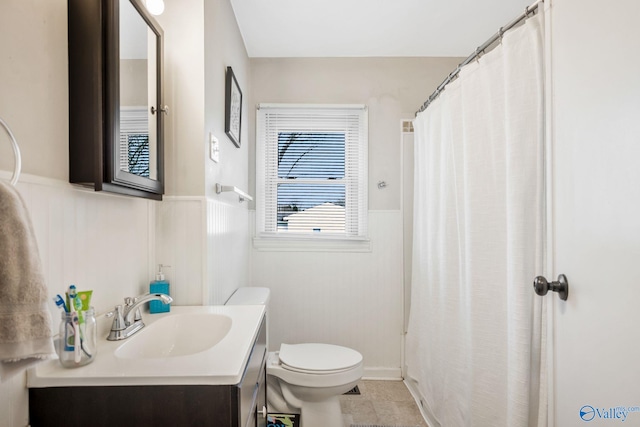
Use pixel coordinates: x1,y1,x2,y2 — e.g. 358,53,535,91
252,235,371,253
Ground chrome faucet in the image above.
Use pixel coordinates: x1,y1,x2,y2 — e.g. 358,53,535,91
107,293,173,341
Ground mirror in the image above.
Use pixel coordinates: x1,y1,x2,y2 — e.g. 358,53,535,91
68,0,164,200
118,0,158,181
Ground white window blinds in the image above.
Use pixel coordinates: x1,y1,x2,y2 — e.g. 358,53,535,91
119,107,150,177
256,104,368,239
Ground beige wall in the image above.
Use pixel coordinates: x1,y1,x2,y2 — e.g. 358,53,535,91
249,57,460,210
0,0,68,181
156,0,206,196
204,0,251,200
156,0,251,199
120,59,148,106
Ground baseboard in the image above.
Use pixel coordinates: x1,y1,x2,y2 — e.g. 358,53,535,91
362,367,402,380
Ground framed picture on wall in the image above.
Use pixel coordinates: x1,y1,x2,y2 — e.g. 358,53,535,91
225,66,243,147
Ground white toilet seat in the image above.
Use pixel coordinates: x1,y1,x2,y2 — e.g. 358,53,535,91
267,349,363,388
278,343,363,374
280,364,355,375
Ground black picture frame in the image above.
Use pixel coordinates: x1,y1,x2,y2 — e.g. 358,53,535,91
225,66,242,147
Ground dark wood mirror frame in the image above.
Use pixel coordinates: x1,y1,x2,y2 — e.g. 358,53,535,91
68,0,165,200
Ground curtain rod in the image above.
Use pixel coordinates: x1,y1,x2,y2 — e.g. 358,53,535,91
415,0,543,116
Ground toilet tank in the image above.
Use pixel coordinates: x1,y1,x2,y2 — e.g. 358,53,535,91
225,287,271,306
226,287,271,350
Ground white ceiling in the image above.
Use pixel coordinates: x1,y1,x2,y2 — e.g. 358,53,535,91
229,0,535,58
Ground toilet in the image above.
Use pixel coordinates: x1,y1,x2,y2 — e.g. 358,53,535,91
226,287,363,427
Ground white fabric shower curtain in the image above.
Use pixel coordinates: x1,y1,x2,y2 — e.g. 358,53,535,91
406,13,546,427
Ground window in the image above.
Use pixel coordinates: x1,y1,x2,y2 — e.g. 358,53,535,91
256,104,368,243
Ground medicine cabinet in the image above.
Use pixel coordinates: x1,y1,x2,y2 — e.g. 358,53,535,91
68,0,166,200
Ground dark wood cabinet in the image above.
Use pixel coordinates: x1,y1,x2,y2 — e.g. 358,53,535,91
68,0,165,200
29,316,268,427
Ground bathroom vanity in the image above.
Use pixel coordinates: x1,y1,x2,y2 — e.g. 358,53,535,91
28,306,267,427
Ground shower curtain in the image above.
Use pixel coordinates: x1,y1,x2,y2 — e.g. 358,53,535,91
406,13,546,427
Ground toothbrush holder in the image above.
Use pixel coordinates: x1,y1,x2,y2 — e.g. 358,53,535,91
56,307,97,368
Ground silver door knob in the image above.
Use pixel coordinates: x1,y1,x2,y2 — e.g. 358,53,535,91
533,274,569,301
150,105,169,115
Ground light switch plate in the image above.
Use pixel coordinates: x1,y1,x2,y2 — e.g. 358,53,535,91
209,133,219,163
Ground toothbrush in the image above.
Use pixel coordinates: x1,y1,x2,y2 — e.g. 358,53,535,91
68,285,84,323
68,285,82,363
53,294,69,312
55,294,75,352
69,286,94,359
72,291,92,357
71,287,83,321
68,285,78,304
72,313,81,363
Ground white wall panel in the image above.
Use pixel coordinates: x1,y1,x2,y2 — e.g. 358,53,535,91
156,197,206,305
207,199,251,305
251,210,404,378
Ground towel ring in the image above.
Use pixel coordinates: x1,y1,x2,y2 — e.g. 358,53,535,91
0,116,22,186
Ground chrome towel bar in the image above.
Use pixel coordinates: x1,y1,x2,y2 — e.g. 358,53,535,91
215,183,253,202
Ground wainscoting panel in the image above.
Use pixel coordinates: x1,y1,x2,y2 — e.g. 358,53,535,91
250,210,404,378
206,199,250,305
155,197,206,305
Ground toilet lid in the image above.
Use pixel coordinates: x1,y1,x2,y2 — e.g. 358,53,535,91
278,343,362,373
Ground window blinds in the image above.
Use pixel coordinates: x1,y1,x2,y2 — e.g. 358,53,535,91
257,104,368,238
119,107,150,177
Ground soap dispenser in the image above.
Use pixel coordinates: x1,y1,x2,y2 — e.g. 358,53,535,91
149,264,171,313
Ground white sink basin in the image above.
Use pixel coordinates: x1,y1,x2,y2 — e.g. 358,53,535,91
115,313,232,359
27,305,265,387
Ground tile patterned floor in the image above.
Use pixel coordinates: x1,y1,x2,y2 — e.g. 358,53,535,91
340,380,429,427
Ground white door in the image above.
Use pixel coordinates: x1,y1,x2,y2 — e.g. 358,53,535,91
551,0,640,425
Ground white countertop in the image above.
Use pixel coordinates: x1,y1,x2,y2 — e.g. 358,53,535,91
27,305,266,388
